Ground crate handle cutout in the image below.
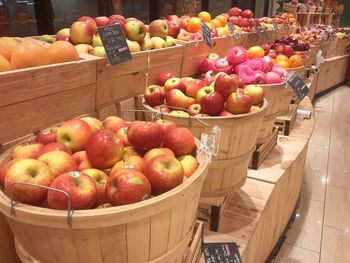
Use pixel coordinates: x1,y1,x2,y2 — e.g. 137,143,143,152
9,182,74,228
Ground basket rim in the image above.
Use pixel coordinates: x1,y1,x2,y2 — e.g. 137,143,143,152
142,98,268,121
0,139,209,228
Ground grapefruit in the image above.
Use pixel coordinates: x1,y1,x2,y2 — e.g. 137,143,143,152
0,37,18,61
48,41,80,64
0,54,12,72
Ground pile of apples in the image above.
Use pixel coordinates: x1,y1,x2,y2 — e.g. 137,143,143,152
0,37,80,72
144,68,266,117
46,15,177,57
272,13,297,26
198,45,287,85
0,117,199,210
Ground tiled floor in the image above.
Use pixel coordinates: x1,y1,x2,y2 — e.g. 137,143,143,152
275,86,350,263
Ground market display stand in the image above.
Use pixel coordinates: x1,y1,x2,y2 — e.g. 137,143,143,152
199,97,314,263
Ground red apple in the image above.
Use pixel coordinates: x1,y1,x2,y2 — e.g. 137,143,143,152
198,53,220,73
229,7,242,17
226,92,253,114
47,171,97,210
188,103,201,115
164,77,186,93
244,84,265,105
57,119,93,153
4,159,55,205
123,146,142,160
38,142,72,157
94,16,109,27
200,91,225,116
104,116,127,134
38,151,77,178
149,19,168,39
177,29,191,41
155,119,177,134
127,121,164,150
72,151,92,171
241,9,254,19
261,43,271,55
85,129,124,169
83,168,108,207
143,148,175,163
125,20,146,42
282,46,295,57
157,71,176,86
105,169,151,205
144,85,165,106
36,128,57,145
110,155,146,174
80,117,103,132
227,46,248,65
263,56,274,72
229,16,239,25
0,159,21,186
178,155,198,177
12,142,44,159
166,89,192,109
231,74,244,89
237,18,251,27
167,20,180,38
70,21,94,45
196,86,214,103
214,74,238,98
185,79,205,98
109,15,126,24
78,16,97,33
162,127,195,156
219,111,234,116
115,127,130,147
144,155,184,195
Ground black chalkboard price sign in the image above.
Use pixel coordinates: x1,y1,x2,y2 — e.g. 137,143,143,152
273,22,279,32
97,24,132,66
201,21,212,48
287,72,309,100
203,243,242,263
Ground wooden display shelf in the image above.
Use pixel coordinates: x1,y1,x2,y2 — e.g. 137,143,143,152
199,98,314,263
249,127,279,170
316,55,349,96
275,104,298,136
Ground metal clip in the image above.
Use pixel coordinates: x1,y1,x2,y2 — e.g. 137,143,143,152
9,182,74,228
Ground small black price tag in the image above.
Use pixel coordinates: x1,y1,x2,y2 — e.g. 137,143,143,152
97,24,132,66
287,72,309,100
203,243,242,263
253,22,260,37
201,21,212,48
227,22,240,39
273,22,279,32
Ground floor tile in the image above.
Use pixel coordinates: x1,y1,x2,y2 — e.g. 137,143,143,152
320,226,350,263
274,244,319,263
285,199,324,252
327,141,350,189
301,166,327,202
324,186,350,230
305,143,329,171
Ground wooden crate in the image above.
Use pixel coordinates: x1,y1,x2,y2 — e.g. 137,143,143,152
95,52,148,110
197,193,235,232
249,127,279,170
147,45,184,85
0,60,97,147
316,55,349,95
275,104,297,136
336,39,350,56
183,221,204,263
178,36,245,77
96,97,137,121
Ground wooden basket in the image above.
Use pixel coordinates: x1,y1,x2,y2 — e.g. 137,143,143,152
279,88,294,115
336,39,350,56
177,36,246,77
0,140,209,263
257,83,286,145
143,100,268,198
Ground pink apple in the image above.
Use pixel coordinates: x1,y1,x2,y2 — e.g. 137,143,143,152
241,9,254,19
72,151,92,171
70,21,94,45
214,57,233,74
104,116,127,133
83,168,108,207
263,56,274,72
4,159,55,205
227,46,248,65
155,119,177,134
162,127,195,156
253,71,267,84
57,119,93,152
229,7,242,17
226,92,253,114
144,85,165,106
36,127,57,145
85,129,124,169
38,142,72,157
214,74,238,98
48,171,97,210
244,84,265,105
219,111,234,116
94,16,109,27
78,16,97,33
38,151,77,178
143,148,175,163
265,71,282,84
200,92,225,116
12,142,44,159
272,64,287,77
127,121,164,150
198,53,220,73
157,71,176,86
